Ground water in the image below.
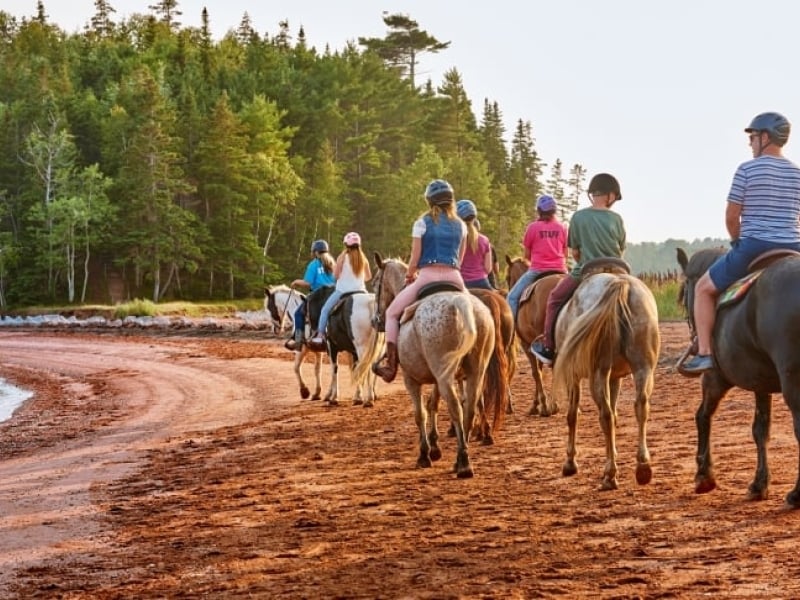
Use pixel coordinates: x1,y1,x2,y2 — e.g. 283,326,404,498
0,378,33,422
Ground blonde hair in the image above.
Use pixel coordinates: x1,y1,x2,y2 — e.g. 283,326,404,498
465,218,479,252
343,246,369,278
421,202,457,224
317,251,335,274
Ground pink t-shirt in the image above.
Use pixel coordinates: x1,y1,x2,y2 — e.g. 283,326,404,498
522,219,568,271
460,234,491,282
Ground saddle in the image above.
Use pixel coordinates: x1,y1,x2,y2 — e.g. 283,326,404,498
400,281,464,325
519,270,567,305
329,290,365,317
717,249,800,308
580,257,631,278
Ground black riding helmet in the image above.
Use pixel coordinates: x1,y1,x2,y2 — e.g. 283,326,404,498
588,173,622,201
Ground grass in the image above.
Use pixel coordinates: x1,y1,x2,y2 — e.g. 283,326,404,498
11,297,264,319
648,280,684,321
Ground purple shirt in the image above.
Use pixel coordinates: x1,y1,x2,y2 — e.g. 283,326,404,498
460,234,491,282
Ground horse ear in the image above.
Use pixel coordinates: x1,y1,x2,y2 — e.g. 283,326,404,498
374,251,384,269
676,248,688,272
505,254,512,267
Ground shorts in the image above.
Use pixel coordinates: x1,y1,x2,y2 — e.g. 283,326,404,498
708,237,800,291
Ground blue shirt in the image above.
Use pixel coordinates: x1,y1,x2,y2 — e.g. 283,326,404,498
302,258,335,291
415,214,465,268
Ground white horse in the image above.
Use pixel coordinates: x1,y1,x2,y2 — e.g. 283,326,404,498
322,292,385,407
263,285,304,335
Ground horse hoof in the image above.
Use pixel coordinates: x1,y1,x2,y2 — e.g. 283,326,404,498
417,456,432,468
636,463,653,485
746,483,768,501
457,467,474,479
783,490,800,509
600,478,619,491
562,460,578,477
310,394,321,401
694,476,717,494
429,447,442,462
481,435,494,446
362,401,373,408
352,398,363,405
300,388,310,400
327,399,339,407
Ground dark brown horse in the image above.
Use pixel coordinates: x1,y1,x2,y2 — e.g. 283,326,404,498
505,255,565,416
677,247,800,507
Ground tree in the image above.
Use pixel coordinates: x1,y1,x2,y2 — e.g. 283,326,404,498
358,13,449,88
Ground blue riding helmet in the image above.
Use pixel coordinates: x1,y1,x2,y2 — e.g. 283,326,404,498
425,179,454,200
536,194,557,212
745,112,791,147
311,239,329,253
456,199,477,220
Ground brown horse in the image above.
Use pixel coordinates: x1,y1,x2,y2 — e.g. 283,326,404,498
369,255,507,477
505,255,565,416
552,271,660,491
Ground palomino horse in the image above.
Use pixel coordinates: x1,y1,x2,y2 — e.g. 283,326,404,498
369,254,506,478
264,284,305,335
677,247,800,507
322,292,385,407
552,263,659,491
505,255,565,416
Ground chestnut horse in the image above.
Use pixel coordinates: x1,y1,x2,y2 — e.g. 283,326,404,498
369,255,506,478
505,255,565,416
552,268,660,491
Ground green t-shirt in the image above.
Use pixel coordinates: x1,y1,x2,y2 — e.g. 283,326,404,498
567,207,626,277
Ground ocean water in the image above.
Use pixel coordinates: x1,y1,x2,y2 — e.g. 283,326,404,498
0,378,33,422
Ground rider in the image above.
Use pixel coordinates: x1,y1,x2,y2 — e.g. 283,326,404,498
284,239,336,351
531,173,626,365
681,112,800,374
506,194,568,321
456,199,494,290
372,179,467,383
308,232,371,350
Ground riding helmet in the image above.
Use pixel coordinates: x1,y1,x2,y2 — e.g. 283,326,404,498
745,112,791,147
588,173,622,201
424,179,455,206
343,232,361,247
456,199,477,220
311,239,329,253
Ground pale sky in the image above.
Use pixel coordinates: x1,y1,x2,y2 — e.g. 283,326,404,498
7,0,800,243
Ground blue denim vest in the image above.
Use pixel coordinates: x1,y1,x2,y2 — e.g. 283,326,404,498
418,214,463,268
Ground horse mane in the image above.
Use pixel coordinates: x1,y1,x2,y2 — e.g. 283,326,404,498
267,284,292,293
676,246,726,314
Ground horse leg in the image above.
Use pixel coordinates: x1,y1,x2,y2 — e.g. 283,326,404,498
294,349,311,399
630,371,653,485
325,350,339,405
408,379,432,468
744,391,772,501
784,391,800,507
592,372,619,491
311,352,323,400
525,350,545,416
441,380,473,479
562,380,581,477
695,372,730,494
427,387,442,462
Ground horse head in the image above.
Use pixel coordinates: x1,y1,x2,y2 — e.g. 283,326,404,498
505,255,530,289
676,247,725,346
372,252,408,331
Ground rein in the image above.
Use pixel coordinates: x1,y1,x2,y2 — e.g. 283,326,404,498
280,287,298,323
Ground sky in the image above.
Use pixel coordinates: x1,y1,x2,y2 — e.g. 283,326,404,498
6,1,800,243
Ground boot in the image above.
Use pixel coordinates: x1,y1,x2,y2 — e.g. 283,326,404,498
372,342,398,383
284,329,304,351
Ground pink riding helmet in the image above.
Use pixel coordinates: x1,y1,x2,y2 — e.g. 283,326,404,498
343,231,361,247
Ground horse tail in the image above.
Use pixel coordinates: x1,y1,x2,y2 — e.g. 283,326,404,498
479,293,510,433
553,278,632,394
353,325,385,386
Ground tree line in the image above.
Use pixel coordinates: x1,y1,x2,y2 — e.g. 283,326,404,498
0,1,595,308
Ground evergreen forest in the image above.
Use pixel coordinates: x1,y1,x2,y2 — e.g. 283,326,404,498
0,2,720,308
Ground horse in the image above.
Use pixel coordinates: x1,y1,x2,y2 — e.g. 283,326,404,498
551,262,660,491
264,284,305,335
505,255,565,416
369,254,506,478
677,246,800,507
322,291,385,407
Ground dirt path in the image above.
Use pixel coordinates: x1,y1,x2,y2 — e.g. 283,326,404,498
0,324,798,599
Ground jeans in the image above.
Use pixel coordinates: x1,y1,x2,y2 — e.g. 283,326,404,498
465,278,493,290
507,270,540,318
316,289,344,335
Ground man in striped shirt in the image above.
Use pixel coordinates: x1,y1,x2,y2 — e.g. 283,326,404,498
682,112,800,374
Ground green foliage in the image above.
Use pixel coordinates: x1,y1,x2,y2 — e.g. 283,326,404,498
647,280,684,322
114,298,158,318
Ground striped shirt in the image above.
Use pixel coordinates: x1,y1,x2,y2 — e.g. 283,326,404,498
728,155,800,243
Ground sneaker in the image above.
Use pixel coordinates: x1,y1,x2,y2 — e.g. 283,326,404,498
531,340,555,365
681,354,714,374
308,336,327,351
